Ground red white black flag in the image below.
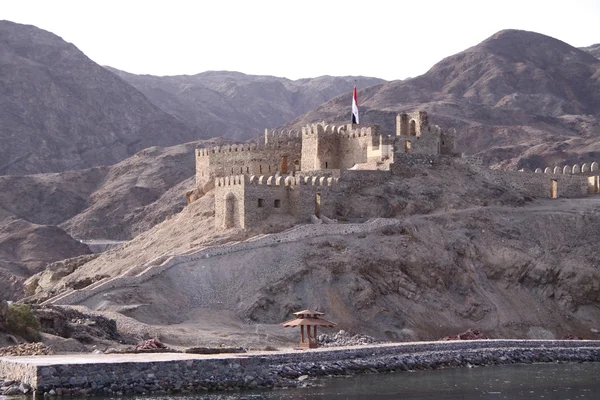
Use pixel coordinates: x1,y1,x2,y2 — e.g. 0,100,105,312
351,85,359,124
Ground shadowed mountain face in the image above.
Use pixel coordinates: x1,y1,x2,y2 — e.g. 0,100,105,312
106,68,385,141
0,20,199,175
289,30,600,169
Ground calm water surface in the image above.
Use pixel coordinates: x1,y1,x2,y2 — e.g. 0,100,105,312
3,362,599,400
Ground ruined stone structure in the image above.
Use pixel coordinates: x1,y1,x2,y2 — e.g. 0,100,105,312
192,111,599,230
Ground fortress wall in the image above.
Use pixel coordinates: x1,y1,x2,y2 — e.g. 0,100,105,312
243,180,291,228
394,133,439,155
213,174,342,228
397,112,428,136
300,125,323,171
316,134,341,170
440,129,456,154
486,170,588,198
196,145,301,186
300,124,382,171
263,129,302,146
194,149,212,187
296,183,337,221
339,135,374,168
214,175,247,229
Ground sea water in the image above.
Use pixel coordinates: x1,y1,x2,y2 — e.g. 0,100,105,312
3,362,599,400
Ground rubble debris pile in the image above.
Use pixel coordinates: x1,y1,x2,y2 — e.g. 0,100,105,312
441,329,489,341
0,342,54,357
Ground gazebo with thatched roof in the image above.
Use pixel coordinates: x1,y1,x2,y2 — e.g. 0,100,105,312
281,309,336,349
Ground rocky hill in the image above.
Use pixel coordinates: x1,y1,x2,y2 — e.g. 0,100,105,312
0,139,229,301
288,30,600,170
106,68,385,141
0,20,199,174
24,160,600,344
0,209,92,300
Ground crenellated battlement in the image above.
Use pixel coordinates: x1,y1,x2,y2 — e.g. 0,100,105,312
214,174,247,187
302,123,344,136
214,174,339,188
196,141,301,157
526,161,599,175
248,174,339,187
264,129,302,144
300,123,381,139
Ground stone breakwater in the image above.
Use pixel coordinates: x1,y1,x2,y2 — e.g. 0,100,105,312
1,340,600,397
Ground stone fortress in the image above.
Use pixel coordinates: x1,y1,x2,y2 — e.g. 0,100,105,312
191,111,600,230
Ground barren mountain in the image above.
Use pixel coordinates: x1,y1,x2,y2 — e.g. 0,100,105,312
106,68,385,141
581,43,600,59
289,30,600,169
0,20,199,174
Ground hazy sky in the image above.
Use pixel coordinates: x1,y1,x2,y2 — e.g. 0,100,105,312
2,0,599,81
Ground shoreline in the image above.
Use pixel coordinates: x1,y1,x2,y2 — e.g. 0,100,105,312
1,339,600,396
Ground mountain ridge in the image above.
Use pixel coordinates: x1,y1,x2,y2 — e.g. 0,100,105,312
286,29,600,170
0,20,199,174
106,66,385,141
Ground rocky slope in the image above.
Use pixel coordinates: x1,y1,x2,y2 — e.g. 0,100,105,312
288,30,600,170
0,212,91,301
106,68,385,141
0,20,198,174
24,160,600,343
581,43,600,59
0,139,224,242
0,139,229,300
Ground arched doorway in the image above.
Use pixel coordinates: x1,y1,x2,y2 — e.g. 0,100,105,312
224,192,236,228
409,120,417,136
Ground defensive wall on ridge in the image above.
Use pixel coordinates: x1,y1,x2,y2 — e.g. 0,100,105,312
193,111,599,231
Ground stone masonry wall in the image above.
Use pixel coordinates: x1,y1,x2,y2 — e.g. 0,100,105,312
485,169,589,198
243,179,292,227
196,144,302,187
214,175,247,229
300,124,382,171
2,340,599,396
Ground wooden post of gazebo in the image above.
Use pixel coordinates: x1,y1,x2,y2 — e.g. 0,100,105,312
281,309,336,349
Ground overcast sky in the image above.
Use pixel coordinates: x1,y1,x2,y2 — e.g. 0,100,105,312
2,0,599,81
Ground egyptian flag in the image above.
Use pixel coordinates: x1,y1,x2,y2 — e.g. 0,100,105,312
351,85,359,124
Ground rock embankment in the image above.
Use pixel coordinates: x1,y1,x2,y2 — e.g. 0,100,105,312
1,340,599,397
